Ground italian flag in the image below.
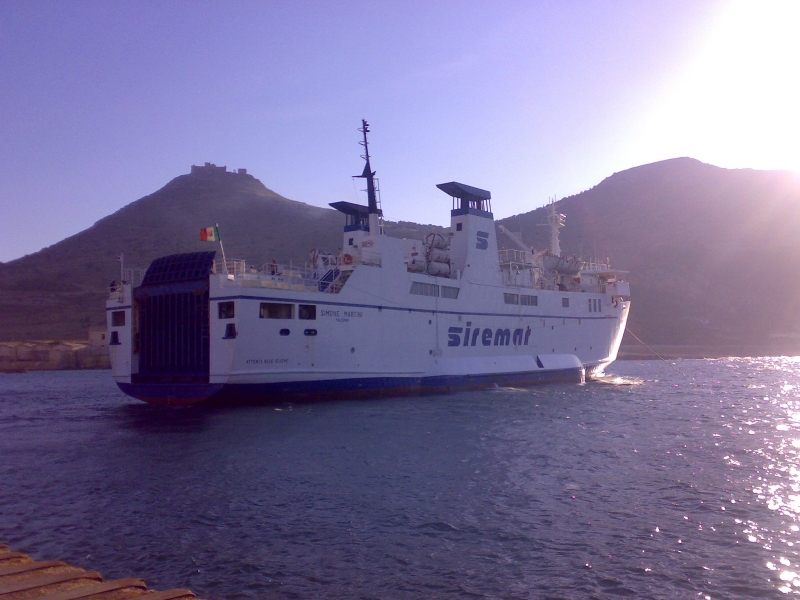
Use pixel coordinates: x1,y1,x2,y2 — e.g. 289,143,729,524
200,225,219,242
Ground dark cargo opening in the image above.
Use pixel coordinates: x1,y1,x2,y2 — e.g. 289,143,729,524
132,252,215,384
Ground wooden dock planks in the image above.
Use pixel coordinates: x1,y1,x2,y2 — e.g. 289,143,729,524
0,545,197,600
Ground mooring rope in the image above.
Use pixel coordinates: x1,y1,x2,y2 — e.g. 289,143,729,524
625,327,689,379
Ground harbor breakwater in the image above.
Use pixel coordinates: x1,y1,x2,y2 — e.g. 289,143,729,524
0,340,109,372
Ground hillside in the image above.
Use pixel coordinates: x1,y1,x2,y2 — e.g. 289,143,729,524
3,158,800,352
498,158,800,348
0,165,442,340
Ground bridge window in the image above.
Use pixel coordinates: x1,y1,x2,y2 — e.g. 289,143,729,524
504,293,519,305
260,302,294,319
111,311,126,327
562,298,569,308
218,301,235,319
520,294,538,306
299,304,316,320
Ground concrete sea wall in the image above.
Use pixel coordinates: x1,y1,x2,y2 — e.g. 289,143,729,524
0,341,110,372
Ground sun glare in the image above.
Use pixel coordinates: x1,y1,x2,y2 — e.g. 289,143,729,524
622,0,800,173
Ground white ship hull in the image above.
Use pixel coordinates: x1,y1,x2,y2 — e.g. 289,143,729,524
107,129,630,406
106,240,629,406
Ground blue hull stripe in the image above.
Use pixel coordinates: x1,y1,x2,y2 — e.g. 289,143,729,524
118,367,585,407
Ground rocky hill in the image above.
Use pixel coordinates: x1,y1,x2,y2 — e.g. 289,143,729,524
2,158,800,354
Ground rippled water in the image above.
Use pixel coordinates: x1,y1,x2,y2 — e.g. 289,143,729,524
3,359,800,598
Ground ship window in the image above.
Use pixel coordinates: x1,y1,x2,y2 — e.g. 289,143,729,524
218,301,235,319
503,293,519,305
348,237,354,246
410,282,439,297
456,223,463,231
588,299,593,312
299,304,316,320
520,294,538,306
109,331,120,345
441,286,459,299
260,302,294,319
562,298,569,308
111,311,126,327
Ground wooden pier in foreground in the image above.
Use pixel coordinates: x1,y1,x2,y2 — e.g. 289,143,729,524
0,545,197,600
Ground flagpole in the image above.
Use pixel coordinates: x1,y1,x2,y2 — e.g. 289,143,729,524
216,223,227,273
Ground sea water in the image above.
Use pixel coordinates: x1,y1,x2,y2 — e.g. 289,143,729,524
2,359,800,599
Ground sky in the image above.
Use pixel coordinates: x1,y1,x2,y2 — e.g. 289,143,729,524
1,0,799,263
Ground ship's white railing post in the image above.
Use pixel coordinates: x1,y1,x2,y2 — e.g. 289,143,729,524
122,268,145,287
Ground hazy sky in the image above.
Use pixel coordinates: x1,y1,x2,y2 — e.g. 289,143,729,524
2,0,799,263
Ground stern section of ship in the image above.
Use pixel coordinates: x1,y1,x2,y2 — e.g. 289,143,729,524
108,252,223,406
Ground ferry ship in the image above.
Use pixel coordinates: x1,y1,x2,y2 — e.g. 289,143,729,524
107,122,630,406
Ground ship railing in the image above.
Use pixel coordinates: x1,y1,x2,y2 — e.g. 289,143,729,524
220,260,351,294
122,268,145,287
498,249,536,265
255,263,318,280
109,268,144,297
581,260,611,271
213,254,364,293
213,259,248,276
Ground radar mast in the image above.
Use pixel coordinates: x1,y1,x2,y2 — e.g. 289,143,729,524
354,119,382,235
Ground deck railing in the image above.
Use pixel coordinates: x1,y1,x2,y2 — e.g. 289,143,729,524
498,249,536,265
214,258,352,293
122,268,145,287
213,259,248,276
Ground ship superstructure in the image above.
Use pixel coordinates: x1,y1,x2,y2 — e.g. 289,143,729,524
107,122,630,405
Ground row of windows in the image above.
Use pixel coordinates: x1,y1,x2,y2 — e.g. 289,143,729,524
218,301,317,320
503,293,538,306
215,296,602,322
505,296,602,311
409,282,460,299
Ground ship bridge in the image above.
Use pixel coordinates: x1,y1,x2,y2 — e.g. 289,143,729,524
437,181,493,218
329,201,382,232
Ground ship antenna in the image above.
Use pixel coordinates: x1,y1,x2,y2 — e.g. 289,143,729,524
538,197,565,256
355,119,379,216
